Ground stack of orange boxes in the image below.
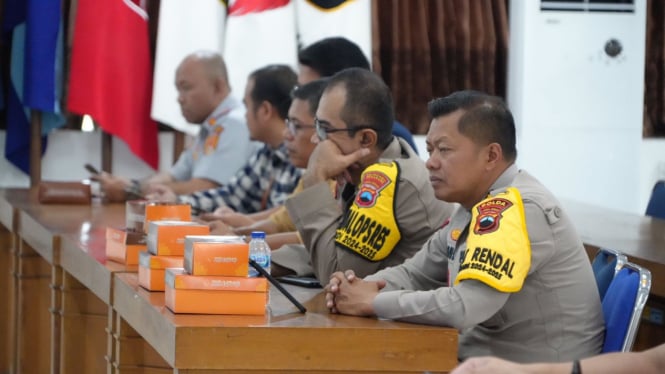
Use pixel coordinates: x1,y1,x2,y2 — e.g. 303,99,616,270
105,227,146,265
138,221,209,291
105,200,148,265
143,202,192,232
106,200,193,266
165,236,269,315
138,251,184,291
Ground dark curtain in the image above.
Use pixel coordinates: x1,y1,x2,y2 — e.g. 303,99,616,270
644,0,665,137
372,0,509,134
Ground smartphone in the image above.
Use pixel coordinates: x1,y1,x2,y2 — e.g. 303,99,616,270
277,275,322,288
84,163,100,175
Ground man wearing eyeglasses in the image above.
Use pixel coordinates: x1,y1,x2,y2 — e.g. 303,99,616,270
271,68,454,282
205,79,333,251
324,91,604,363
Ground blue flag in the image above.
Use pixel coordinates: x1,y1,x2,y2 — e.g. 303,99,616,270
3,0,65,174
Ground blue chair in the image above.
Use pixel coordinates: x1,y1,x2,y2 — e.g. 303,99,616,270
601,262,651,353
645,180,665,219
591,248,627,300
392,121,419,154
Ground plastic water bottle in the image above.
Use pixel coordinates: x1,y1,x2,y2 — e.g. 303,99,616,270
248,231,271,277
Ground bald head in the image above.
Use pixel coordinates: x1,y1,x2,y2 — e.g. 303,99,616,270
179,51,230,89
176,51,231,124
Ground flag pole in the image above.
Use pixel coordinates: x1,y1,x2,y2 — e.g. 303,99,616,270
101,131,113,173
29,111,42,187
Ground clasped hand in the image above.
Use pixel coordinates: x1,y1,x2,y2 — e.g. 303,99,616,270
324,270,386,316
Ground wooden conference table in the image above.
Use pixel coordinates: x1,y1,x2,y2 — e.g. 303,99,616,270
0,189,458,374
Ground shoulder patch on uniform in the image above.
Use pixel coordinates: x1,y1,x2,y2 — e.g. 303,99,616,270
356,168,390,208
473,197,513,235
455,187,531,292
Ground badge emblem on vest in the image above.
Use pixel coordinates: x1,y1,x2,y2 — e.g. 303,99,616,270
473,198,513,235
355,170,390,208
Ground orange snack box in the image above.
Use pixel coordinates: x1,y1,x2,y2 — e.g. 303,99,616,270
138,251,184,291
184,236,248,276
105,227,146,265
147,221,210,256
143,203,192,233
164,268,268,315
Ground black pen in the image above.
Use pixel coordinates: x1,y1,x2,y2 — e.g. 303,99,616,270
248,259,307,314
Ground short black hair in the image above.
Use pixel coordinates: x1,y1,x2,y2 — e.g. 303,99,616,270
248,65,297,119
326,68,394,149
291,78,328,116
298,37,370,77
427,90,517,162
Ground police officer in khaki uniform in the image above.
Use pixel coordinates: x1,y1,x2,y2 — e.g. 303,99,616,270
325,91,604,363
270,68,454,282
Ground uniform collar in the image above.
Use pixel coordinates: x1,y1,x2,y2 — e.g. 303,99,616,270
378,136,408,161
488,163,519,195
202,95,241,132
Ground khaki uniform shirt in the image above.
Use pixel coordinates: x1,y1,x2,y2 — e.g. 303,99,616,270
268,179,304,233
269,179,337,234
274,137,455,281
367,164,604,362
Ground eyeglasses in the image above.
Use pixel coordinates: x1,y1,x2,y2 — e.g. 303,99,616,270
285,117,315,135
314,118,376,140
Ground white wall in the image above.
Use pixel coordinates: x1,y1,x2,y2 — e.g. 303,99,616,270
0,130,175,188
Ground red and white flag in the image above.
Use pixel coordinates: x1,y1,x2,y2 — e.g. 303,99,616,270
224,0,298,97
151,0,227,135
68,0,158,169
295,0,371,63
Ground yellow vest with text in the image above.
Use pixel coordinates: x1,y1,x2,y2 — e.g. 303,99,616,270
455,187,531,292
335,162,401,261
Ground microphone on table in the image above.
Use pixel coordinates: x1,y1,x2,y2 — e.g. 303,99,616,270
248,258,307,314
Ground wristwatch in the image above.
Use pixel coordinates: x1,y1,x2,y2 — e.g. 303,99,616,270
124,179,143,200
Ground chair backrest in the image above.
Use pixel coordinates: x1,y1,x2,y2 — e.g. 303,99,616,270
591,248,627,300
601,262,651,353
645,180,665,219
